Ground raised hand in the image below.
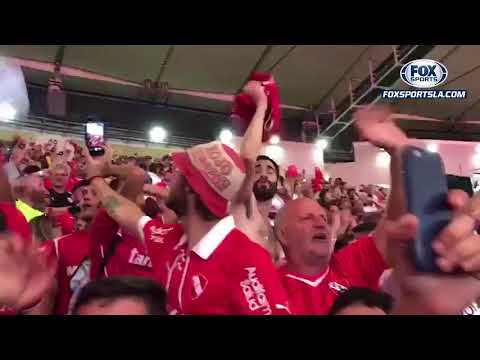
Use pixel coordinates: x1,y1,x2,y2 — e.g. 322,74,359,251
385,190,480,314
242,81,268,107
0,234,57,310
84,145,113,179
353,105,410,152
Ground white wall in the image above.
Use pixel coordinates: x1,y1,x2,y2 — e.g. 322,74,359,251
231,136,324,177
325,140,480,187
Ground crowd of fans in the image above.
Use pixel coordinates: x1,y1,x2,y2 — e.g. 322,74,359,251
1,80,480,316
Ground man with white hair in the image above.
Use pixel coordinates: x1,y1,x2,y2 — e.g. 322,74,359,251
48,163,74,210
275,105,480,314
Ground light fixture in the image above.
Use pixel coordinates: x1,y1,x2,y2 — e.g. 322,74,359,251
315,138,329,150
427,143,438,153
473,153,480,168
219,129,233,144
0,102,16,121
149,126,167,143
313,148,324,164
269,135,280,145
376,151,391,168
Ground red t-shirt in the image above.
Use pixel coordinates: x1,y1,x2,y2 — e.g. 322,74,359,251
278,235,387,315
89,209,155,281
138,215,291,315
52,231,91,315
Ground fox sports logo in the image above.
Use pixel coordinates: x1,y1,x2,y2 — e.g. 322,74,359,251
400,59,448,89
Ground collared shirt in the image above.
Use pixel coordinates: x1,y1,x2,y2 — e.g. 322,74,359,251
88,209,155,281
278,235,387,315
137,215,291,315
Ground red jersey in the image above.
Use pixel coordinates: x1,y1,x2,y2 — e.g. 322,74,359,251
89,209,155,281
278,235,387,315
53,231,91,315
139,215,291,315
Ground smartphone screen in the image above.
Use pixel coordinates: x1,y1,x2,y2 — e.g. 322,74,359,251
402,146,452,273
85,122,105,157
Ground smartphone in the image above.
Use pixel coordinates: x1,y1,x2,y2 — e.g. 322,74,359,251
85,122,105,157
402,146,452,273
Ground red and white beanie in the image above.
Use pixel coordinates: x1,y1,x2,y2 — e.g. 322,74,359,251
172,141,245,218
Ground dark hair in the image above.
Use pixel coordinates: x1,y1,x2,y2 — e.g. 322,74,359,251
72,276,167,315
23,165,41,175
329,287,393,315
194,193,220,221
351,222,376,235
177,173,220,222
72,179,90,194
256,155,279,179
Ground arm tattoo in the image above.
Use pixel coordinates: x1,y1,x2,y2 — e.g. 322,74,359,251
103,196,122,217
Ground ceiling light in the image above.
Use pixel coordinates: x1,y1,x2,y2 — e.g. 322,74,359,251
149,126,167,143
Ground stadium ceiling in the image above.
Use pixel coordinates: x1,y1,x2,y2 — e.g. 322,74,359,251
1,45,480,142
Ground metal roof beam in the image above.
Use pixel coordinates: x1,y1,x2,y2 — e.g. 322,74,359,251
319,45,436,139
236,45,275,93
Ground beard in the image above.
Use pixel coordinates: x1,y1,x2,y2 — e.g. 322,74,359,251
166,190,187,218
253,180,277,202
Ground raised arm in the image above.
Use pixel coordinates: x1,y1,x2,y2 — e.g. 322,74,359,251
233,81,268,205
353,105,411,264
85,147,146,242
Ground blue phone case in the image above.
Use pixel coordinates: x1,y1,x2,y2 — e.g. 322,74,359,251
402,146,452,273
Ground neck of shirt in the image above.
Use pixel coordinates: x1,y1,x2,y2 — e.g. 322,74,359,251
53,186,67,193
285,259,330,278
183,216,220,250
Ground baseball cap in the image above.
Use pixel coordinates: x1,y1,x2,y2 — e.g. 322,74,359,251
172,141,245,218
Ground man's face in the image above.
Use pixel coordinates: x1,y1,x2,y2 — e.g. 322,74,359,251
74,185,100,220
279,198,335,267
77,157,87,178
334,304,387,316
165,171,187,217
76,297,149,315
51,168,69,188
63,143,75,163
253,159,278,202
25,175,50,209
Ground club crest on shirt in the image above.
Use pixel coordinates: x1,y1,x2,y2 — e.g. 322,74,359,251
190,274,208,300
328,281,349,294
150,226,174,243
